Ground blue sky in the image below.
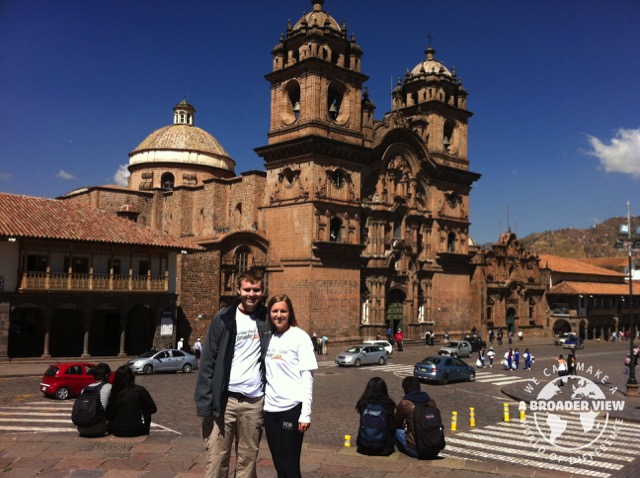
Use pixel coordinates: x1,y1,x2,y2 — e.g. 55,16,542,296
1,0,639,245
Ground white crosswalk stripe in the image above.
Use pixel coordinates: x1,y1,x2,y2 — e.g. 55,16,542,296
0,401,175,434
440,415,640,477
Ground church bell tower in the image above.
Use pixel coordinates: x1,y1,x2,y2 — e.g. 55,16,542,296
255,0,369,341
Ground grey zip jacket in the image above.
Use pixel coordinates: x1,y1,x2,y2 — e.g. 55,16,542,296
194,300,271,420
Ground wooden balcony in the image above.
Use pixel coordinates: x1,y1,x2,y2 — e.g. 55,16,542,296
19,272,169,292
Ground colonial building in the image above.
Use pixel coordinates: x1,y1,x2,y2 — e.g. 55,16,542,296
470,232,547,337
59,0,481,347
0,193,201,360
540,254,639,340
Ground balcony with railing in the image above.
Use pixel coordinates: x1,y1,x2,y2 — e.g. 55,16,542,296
19,271,169,292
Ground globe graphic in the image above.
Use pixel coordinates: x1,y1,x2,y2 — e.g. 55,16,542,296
532,376,608,451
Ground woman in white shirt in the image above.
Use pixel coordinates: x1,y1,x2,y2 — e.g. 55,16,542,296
264,294,318,478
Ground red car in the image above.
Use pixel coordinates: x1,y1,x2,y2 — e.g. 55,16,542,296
40,362,114,400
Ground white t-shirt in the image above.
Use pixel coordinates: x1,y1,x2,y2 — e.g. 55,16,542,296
265,326,318,419
228,307,263,398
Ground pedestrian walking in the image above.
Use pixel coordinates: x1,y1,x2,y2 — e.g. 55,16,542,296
477,347,486,368
513,348,520,370
556,354,568,387
523,348,533,370
624,353,631,375
194,269,271,478
505,348,513,370
193,338,202,365
518,330,523,342
264,294,318,478
394,329,404,352
567,350,577,375
486,347,495,367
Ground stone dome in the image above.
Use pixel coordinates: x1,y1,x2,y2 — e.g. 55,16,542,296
128,101,235,174
291,0,342,35
411,47,452,77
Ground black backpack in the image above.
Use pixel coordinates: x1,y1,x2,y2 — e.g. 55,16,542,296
357,403,387,452
413,403,445,459
71,382,106,427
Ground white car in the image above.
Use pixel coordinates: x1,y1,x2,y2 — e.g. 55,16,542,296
363,340,393,356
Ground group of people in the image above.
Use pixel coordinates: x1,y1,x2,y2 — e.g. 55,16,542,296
194,270,317,478
354,376,444,459
556,350,577,386
75,363,157,438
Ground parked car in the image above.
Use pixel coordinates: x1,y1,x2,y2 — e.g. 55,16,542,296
438,340,473,358
414,355,476,385
363,340,394,356
335,344,388,367
563,336,585,350
555,332,577,345
128,348,197,375
40,362,115,400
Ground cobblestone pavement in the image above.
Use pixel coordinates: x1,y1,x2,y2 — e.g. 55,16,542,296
1,338,640,477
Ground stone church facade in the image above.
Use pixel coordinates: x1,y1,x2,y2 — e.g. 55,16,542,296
61,0,485,346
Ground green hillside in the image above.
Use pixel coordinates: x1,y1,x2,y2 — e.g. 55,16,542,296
519,217,640,258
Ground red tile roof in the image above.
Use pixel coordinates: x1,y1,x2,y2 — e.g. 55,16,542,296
538,254,623,277
549,280,639,296
0,193,202,251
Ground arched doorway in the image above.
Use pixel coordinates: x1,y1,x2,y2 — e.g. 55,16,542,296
8,306,45,358
125,305,155,356
50,308,84,357
89,308,121,356
386,289,405,333
553,319,571,335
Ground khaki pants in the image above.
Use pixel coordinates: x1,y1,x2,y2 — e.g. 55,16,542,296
204,394,264,478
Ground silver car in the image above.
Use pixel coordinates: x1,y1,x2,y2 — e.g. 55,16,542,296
438,340,473,358
128,348,197,375
335,344,388,367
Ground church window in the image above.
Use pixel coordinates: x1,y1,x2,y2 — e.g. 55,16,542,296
330,217,342,242
393,217,402,239
447,232,456,252
328,81,346,123
331,169,345,189
161,172,175,190
235,248,251,272
443,120,455,152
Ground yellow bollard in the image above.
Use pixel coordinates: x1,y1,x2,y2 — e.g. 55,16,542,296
469,407,476,427
519,401,526,421
451,411,458,431
344,434,351,447
503,402,510,422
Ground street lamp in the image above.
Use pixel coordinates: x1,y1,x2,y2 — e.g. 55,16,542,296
621,202,638,395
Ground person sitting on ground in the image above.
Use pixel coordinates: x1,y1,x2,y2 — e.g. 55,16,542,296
106,365,157,437
355,377,396,456
77,363,112,438
394,377,436,458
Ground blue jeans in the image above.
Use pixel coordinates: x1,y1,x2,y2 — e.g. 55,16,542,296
395,429,418,458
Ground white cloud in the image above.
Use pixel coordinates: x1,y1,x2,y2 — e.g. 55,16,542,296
113,164,130,186
587,128,640,179
55,170,77,180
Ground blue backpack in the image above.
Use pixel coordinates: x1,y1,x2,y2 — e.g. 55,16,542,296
357,403,387,451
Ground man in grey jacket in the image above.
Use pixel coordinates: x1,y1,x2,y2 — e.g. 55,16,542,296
194,270,271,478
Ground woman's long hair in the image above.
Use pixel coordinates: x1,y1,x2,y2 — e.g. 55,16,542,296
106,365,137,417
266,294,298,332
355,376,395,413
